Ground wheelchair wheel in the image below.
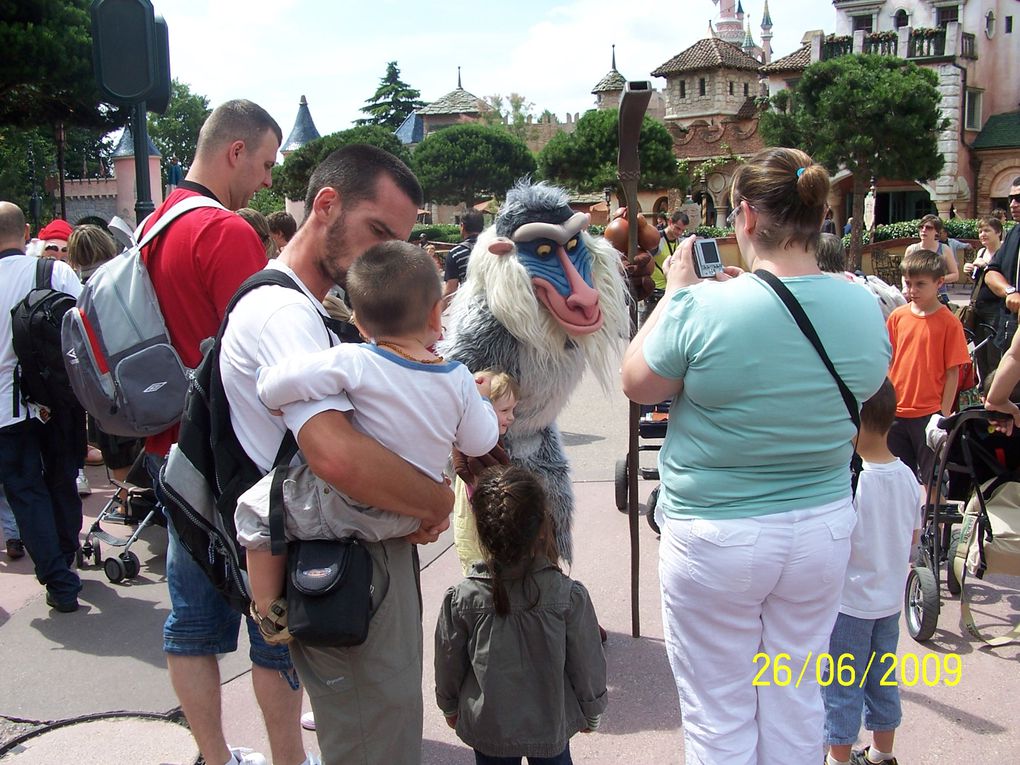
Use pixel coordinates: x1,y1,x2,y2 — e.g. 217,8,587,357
946,528,962,596
646,485,661,535
615,458,628,512
905,566,939,642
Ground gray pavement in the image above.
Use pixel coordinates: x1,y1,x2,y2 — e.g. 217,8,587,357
2,368,1019,764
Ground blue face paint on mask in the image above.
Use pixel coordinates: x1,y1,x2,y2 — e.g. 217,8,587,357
515,236,595,297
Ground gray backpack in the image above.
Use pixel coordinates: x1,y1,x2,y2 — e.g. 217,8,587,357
61,195,225,437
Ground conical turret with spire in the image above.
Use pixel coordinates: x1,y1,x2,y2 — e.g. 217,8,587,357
591,44,627,110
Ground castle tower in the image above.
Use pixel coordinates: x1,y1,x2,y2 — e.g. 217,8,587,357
760,0,774,65
591,44,627,110
712,0,745,46
281,95,321,159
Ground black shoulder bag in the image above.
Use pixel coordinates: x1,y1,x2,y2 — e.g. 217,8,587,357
754,269,860,430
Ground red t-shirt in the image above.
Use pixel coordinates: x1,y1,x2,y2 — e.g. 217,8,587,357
886,304,971,418
143,186,267,456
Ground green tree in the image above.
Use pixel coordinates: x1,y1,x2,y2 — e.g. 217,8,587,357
0,0,125,131
537,109,682,192
759,54,948,267
248,166,286,215
355,61,425,131
279,125,412,202
148,79,211,182
413,123,536,206
483,93,536,144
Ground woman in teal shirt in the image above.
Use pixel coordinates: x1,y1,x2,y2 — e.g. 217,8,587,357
621,147,890,765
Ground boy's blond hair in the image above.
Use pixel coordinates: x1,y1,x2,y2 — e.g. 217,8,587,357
901,249,945,279
860,378,896,436
479,370,520,403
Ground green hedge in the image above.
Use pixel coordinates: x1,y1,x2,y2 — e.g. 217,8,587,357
411,224,462,244
841,217,1015,248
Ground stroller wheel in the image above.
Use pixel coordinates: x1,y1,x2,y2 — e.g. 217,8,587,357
946,529,963,596
121,551,141,580
615,459,628,512
905,566,939,642
646,485,661,535
92,541,102,567
104,556,126,584
74,547,84,569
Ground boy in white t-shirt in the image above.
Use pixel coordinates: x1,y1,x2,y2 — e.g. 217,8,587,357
824,378,922,765
236,241,499,629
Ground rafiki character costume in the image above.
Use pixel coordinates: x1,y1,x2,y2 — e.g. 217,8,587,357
439,181,630,562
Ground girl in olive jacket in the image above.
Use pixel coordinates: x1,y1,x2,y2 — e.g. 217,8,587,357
434,465,607,764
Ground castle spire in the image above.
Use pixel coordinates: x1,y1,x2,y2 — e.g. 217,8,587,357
761,1,774,64
457,66,462,89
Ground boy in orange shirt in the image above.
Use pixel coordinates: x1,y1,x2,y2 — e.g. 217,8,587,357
886,249,971,482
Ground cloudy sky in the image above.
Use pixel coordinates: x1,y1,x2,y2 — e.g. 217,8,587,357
161,0,836,140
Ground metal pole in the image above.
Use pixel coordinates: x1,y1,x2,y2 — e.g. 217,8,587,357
55,122,67,220
132,101,155,221
617,81,652,639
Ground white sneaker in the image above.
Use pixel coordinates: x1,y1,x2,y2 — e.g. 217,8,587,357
228,747,268,765
77,471,91,496
300,711,316,731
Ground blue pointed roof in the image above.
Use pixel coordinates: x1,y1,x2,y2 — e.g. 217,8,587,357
282,95,321,153
113,126,160,158
395,111,424,145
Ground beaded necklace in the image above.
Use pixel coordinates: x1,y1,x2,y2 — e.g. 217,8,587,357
375,340,445,365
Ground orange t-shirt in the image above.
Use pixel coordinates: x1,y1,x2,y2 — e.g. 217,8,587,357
886,304,971,417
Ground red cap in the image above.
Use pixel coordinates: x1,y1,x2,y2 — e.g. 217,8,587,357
39,219,73,241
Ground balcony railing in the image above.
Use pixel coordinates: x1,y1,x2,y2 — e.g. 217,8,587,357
863,33,898,56
908,28,946,58
821,35,853,60
961,32,977,59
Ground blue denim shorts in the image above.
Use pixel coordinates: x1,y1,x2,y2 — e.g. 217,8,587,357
822,612,902,745
148,453,292,672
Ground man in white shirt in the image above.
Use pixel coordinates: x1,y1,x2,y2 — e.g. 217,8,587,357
221,145,453,764
0,202,84,612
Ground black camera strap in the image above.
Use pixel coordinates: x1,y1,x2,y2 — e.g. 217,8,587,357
754,269,860,430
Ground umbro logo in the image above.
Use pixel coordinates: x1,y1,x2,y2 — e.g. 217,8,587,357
143,381,168,393
65,349,77,363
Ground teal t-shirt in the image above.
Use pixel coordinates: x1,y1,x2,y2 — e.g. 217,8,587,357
643,273,891,520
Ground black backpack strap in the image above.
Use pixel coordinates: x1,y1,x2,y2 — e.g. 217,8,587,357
754,269,860,430
215,269,327,556
35,256,55,289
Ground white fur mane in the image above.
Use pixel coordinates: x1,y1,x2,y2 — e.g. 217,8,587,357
452,225,631,391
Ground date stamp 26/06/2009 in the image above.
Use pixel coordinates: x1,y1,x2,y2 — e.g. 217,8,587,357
752,652,962,688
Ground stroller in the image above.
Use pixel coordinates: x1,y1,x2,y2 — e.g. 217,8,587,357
77,452,164,583
906,407,1020,643
614,400,669,534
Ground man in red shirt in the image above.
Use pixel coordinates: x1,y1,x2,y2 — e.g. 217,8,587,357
142,100,309,765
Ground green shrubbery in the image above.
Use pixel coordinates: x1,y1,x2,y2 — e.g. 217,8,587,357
411,224,462,244
840,218,1015,249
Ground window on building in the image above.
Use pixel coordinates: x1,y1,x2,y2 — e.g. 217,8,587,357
936,5,959,28
699,78,706,96
1006,16,1013,34
894,9,908,29
852,15,874,32
679,80,686,98
744,82,749,97
729,81,734,95
984,11,996,38
964,89,983,130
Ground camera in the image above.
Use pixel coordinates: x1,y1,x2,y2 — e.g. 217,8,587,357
692,238,724,279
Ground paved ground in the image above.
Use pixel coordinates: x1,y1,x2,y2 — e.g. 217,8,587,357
1,359,1018,764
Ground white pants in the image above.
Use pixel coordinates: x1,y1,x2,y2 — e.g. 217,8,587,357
659,499,856,765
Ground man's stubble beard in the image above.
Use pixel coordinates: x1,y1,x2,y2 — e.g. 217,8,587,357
322,208,351,287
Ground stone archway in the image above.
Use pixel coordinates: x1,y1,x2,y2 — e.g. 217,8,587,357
978,159,1020,215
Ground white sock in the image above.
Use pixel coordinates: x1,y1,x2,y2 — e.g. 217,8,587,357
827,755,850,765
867,747,894,763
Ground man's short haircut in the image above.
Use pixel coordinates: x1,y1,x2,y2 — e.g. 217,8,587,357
0,201,26,242
670,211,689,226
901,248,946,278
918,213,944,234
267,210,297,241
461,209,485,235
815,232,846,272
303,144,422,219
195,99,282,158
346,240,440,338
860,378,896,435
